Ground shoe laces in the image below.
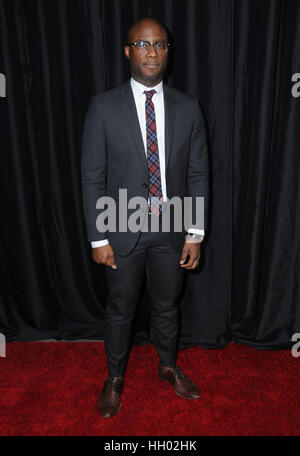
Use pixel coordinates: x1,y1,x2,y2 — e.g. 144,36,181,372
103,376,124,394
173,366,187,379
162,365,186,380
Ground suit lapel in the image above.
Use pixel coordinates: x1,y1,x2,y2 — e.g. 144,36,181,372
121,80,148,171
121,79,177,172
163,82,176,172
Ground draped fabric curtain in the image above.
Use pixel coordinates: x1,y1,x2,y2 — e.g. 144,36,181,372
0,0,299,348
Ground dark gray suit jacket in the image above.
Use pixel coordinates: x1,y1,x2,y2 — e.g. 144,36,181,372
81,78,209,256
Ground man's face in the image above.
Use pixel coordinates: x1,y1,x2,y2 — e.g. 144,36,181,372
124,20,169,87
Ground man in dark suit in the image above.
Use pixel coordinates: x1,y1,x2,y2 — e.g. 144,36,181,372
81,17,209,418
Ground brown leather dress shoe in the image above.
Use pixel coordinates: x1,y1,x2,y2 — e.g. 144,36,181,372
98,376,124,418
159,364,200,399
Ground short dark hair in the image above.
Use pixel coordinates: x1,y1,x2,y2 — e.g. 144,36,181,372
127,16,168,43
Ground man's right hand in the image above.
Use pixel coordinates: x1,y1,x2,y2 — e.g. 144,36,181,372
92,244,117,269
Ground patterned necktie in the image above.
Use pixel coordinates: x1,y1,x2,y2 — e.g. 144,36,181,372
144,89,163,215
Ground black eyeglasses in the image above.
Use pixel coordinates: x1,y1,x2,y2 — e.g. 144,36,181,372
127,40,170,53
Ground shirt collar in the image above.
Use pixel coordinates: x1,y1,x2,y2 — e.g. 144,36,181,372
130,77,163,97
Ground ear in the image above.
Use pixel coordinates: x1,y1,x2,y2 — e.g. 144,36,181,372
124,45,130,60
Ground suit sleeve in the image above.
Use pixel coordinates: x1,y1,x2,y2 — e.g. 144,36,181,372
81,96,108,243
186,98,209,231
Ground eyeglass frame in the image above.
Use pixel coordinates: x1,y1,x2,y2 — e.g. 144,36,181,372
126,40,171,53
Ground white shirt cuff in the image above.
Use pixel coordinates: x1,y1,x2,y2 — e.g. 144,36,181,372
187,228,205,236
91,239,109,248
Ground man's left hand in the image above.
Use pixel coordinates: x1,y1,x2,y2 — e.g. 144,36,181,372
180,243,201,269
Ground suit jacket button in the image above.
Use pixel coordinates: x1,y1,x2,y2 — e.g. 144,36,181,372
143,183,148,188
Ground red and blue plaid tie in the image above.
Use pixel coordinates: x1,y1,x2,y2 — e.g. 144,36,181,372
144,89,163,215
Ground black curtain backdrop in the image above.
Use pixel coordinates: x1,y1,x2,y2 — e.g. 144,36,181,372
0,0,299,349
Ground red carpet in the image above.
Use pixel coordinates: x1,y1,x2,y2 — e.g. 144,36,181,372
0,341,299,436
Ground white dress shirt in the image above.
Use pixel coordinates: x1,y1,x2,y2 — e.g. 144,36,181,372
91,77,204,248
